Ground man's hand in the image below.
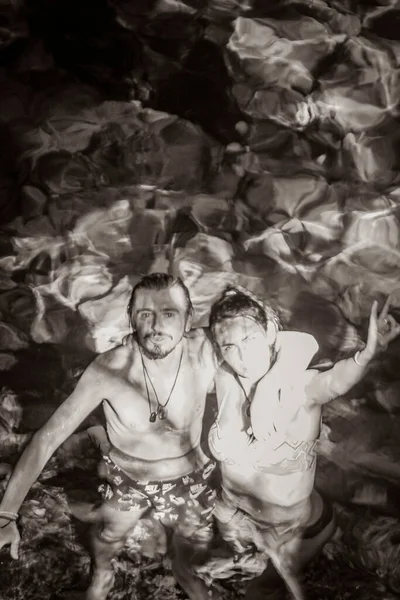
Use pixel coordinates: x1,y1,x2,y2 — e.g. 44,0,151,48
358,297,400,364
0,519,20,559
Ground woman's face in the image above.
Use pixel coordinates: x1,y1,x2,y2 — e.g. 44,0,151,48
214,316,277,381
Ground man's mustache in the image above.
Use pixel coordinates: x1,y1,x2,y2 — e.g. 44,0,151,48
145,333,171,340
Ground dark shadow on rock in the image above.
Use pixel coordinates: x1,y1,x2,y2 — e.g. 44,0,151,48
288,291,360,364
26,0,144,101
150,38,246,143
366,9,400,41
1,341,96,431
0,122,28,226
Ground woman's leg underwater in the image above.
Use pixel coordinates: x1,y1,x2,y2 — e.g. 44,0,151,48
244,492,336,600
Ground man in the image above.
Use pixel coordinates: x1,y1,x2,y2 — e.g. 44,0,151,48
0,273,218,600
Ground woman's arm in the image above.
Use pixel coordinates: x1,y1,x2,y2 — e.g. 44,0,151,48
306,299,400,406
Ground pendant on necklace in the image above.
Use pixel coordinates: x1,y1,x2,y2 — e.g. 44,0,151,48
149,412,157,423
246,405,251,417
157,406,167,420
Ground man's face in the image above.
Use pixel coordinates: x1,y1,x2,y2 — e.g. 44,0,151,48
214,316,276,381
132,286,190,359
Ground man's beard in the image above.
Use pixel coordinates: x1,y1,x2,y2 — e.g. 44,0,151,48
140,336,181,360
141,344,173,360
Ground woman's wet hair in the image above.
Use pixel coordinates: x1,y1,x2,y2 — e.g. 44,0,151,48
127,273,193,323
209,285,282,337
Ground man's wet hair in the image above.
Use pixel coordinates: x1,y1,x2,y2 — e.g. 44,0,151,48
209,285,282,336
127,273,193,322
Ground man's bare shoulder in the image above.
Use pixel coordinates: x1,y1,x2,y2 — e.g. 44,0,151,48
92,338,136,374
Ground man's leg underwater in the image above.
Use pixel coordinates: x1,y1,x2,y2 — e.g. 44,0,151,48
169,463,221,600
87,503,147,600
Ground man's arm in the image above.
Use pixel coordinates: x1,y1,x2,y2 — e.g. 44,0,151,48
185,326,221,372
0,361,105,516
306,299,400,406
201,327,221,369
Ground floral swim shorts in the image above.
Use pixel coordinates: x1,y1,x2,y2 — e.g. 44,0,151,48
98,455,218,542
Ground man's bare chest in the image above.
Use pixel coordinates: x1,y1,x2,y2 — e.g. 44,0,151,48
103,363,211,432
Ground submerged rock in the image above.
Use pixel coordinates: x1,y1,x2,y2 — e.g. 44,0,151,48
0,322,29,351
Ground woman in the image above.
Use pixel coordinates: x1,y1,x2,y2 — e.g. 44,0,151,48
204,286,399,600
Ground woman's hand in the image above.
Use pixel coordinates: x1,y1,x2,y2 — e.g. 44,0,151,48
357,297,400,365
0,519,20,559
304,297,400,406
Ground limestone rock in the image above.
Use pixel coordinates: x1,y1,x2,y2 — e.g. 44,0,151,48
0,352,17,371
0,322,29,351
78,276,135,352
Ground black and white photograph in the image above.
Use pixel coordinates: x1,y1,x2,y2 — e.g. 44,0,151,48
1,1,400,599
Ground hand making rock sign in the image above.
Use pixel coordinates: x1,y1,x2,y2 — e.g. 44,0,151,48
202,288,400,600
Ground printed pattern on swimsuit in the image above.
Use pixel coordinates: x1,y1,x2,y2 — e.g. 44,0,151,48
98,456,218,532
